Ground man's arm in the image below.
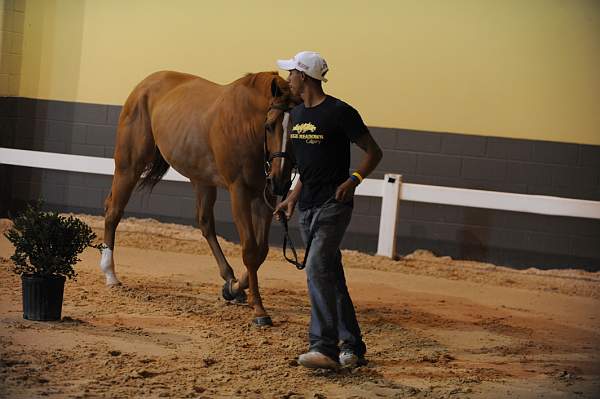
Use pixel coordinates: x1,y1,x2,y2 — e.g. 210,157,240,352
335,132,383,203
352,132,383,183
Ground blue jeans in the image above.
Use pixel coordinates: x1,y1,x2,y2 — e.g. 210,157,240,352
298,201,367,360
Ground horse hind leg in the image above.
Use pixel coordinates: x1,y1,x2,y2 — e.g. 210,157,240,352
193,183,246,302
101,168,143,286
102,94,155,286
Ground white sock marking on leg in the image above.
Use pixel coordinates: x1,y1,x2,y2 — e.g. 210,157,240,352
100,246,121,286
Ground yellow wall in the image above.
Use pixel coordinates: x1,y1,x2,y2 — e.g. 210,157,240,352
1,0,26,96
19,0,600,145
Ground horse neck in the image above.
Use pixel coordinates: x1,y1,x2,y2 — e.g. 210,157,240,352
233,73,276,141
238,72,278,96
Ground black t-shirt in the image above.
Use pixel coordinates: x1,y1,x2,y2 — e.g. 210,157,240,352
289,95,369,210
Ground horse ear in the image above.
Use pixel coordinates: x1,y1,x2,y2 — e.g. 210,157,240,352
271,78,283,98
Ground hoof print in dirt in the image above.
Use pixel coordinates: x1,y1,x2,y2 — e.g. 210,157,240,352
253,316,273,327
130,369,158,379
107,281,123,288
201,357,217,367
61,316,86,325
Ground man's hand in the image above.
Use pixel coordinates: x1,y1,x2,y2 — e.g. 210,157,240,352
273,197,297,221
274,180,302,221
335,178,358,203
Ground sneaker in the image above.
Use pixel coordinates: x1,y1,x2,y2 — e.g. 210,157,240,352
298,351,339,370
339,351,368,368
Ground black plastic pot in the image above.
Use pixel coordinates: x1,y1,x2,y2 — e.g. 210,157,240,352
21,275,66,321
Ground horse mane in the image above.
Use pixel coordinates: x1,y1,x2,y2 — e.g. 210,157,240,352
216,72,280,146
237,71,281,96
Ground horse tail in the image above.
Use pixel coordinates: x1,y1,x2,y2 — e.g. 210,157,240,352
137,146,170,191
130,90,170,192
115,71,198,193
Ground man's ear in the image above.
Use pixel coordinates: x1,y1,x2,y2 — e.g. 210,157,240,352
271,78,283,97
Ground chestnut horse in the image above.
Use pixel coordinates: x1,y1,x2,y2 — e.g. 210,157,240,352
100,71,296,325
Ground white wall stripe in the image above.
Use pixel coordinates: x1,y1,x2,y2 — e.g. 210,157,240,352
2,147,600,258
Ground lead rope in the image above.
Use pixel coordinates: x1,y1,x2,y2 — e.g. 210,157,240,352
278,187,305,270
280,196,337,270
262,173,305,269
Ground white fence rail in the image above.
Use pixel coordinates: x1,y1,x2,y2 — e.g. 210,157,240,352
2,147,600,258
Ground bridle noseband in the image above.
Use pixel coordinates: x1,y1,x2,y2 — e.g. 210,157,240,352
263,103,294,178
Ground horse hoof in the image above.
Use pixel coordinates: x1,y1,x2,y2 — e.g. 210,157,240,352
222,280,246,304
222,281,235,301
232,289,247,304
253,316,273,327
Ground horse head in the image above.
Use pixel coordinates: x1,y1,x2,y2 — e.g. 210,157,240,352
264,77,299,197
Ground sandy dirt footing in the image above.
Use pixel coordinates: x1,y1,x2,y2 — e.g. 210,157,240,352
1,215,599,398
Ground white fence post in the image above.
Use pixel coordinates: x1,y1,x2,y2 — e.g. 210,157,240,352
376,173,401,258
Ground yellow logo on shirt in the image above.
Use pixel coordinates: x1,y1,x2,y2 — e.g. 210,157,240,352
291,122,323,144
292,123,317,133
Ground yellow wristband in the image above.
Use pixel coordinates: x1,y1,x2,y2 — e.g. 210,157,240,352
352,172,364,183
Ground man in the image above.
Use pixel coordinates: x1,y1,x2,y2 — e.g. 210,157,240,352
274,51,383,369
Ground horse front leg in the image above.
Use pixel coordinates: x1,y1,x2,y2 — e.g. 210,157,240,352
230,183,271,326
233,197,273,294
192,183,246,303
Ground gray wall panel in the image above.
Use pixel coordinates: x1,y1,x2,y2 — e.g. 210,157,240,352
0,97,18,117
352,196,372,216
143,194,183,218
527,232,570,255
107,106,121,125
571,237,600,259
486,137,534,161
70,143,106,157
346,214,380,234
395,130,441,152
461,158,506,181
441,134,486,156
580,145,600,167
369,127,396,149
416,154,462,177
86,124,116,146
0,118,15,146
379,150,417,175
532,141,579,165
506,162,552,186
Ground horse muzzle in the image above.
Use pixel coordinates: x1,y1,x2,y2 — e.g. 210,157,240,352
266,176,291,197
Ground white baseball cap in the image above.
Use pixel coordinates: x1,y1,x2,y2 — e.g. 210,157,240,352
277,51,329,82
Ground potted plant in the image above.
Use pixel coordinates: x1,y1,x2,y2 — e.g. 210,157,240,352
4,201,101,321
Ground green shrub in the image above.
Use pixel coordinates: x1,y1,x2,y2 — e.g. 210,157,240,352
4,201,102,279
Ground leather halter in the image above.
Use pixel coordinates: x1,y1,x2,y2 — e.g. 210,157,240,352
263,102,294,177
